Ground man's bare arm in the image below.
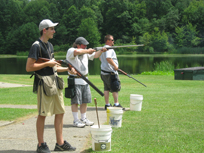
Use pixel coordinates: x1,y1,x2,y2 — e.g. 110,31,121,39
74,48,95,56
94,48,107,58
106,58,118,71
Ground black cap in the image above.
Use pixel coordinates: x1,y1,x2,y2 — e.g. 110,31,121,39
75,37,89,45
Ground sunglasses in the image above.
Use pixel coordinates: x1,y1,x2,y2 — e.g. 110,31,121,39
109,39,114,41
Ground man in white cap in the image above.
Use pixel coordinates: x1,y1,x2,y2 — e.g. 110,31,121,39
26,19,76,153
66,37,107,128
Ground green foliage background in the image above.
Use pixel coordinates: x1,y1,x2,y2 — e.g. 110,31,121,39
1,0,204,54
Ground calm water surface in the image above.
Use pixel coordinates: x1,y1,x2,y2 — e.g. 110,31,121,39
0,55,203,75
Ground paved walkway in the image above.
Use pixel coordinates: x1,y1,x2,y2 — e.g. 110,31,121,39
0,105,107,153
0,82,107,152
0,82,31,88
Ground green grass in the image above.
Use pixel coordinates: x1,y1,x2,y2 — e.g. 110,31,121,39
141,70,174,76
0,108,37,121
0,74,204,152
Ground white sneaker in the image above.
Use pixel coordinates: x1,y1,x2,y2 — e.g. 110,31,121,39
81,118,94,126
73,120,85,128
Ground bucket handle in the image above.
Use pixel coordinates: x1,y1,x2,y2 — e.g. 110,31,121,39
91,135,111,143
130,101,142,105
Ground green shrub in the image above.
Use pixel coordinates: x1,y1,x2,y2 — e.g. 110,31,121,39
54,44,70,52
142,60,176,76
16,51,29,56
175,47,204,54
54,51,67,56
154,61,174,71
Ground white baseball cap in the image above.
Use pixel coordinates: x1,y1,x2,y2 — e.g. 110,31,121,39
39,19,58,31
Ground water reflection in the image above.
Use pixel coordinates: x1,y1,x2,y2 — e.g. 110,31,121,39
0,55,203,75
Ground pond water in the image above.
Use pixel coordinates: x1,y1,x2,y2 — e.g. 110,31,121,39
0,55,203,75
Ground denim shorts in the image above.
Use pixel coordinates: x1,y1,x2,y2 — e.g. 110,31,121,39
71,84,92,105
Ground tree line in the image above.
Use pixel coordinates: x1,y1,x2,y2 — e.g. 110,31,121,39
1,0,204,55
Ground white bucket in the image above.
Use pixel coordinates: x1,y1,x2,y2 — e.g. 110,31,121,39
91,125,112,151
130,94,143,111
106,107,123,128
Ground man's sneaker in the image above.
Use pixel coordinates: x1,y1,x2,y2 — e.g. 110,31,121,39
36,142,51,153
105,104,112,110
73,120,85,128
113,103,125,110
54,140,76,151
81,118,94,126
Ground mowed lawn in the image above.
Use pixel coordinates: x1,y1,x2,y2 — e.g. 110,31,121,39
0,74,203,152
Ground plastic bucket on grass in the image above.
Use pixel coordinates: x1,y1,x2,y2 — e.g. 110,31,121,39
130,94,143,111
91,125,112,151
106,107,123,127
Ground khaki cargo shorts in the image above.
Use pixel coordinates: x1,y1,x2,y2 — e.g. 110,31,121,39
37,85,65,116
100,74,121,92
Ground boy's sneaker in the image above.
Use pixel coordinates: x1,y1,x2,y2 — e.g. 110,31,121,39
54,140,76,151
105,104,112,110
73,120,85,128
36,142,51,153
113,103,125,110
81,118,94,126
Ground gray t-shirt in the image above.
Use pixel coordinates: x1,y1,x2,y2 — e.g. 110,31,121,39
100,45,119,75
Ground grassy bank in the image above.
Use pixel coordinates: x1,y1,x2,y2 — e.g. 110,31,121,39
0,74,204,152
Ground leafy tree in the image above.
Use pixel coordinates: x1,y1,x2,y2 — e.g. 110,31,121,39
0,0,203,54
49,3,60,22
174,26,185,47
174,23,201,48
15,0,30,8
150,7,180,32
0,0,24,36
182,0,204,45
139,32,152,52
129,1,150,39
151,27,169,52
164,7,180,32
47,0,74,17
79,6,98,23
77,18,101,48
6,22,39,54
23,0,50,24
90,4,104,31
0,32,5,54
139,27,169,53
172,0,194,13
145,0,173,19
101,0,132,41
60,5,79,45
